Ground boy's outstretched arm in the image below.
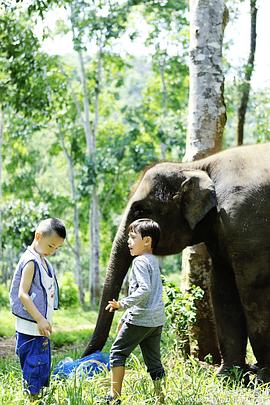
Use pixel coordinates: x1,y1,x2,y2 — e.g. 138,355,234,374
105,299,121,312
18,262,52,336
105,258,151,313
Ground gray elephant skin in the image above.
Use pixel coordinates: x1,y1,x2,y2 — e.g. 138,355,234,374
84,142,270,381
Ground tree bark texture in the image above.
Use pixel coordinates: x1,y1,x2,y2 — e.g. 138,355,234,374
75,28,101,304
184,0,228,161
236,0,257,146
159,54,168,160
90,189,100,303
70,2,101,304
89,48,102,304
181,0,228,364
59,130,85,305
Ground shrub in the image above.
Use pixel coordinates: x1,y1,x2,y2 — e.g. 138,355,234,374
163,277,204,354
59,272,79,308
0,284,9,308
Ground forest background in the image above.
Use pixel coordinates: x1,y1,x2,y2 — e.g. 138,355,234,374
2,0,270,403
1,0,270,309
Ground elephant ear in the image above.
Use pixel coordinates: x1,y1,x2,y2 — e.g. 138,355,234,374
181,170,217,230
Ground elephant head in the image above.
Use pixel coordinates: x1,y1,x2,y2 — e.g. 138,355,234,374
83,164,217,356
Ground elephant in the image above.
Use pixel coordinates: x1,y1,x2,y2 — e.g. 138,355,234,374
83,142,270,382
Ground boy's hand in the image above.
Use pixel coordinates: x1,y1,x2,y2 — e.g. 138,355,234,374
37,317,52,337
105,299,121,312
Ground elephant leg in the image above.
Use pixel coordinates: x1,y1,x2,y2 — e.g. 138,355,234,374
247,307,270,383
235,260,270,382
210,258,247,371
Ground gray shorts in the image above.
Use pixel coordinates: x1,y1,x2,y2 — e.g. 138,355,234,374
110,322,165,380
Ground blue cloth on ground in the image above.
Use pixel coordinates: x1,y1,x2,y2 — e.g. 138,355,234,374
53,351,110,379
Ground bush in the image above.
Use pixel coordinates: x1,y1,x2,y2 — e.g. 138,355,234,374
51,329,90,348
59,272,79,308
163,277,204,354
0,284,9,308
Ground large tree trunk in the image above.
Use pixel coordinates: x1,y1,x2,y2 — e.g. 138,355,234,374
181,0,228,364
236,0,257,146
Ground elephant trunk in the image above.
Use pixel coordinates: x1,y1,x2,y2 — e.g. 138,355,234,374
82,219,132,357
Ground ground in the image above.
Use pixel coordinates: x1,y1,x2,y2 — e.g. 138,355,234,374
0,336,15,357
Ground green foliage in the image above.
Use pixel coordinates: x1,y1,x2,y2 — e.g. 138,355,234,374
224,82,270,147
0,306,98,346
59,272,80,309
248,89,270,143
0,285,9,308
0,12,63,118
51,329,90,348
123,53,188,161
2,200,49,250
0,0,200,305
163,278,204,351
0,308,15,337
1,2,270,403
69,0,131,52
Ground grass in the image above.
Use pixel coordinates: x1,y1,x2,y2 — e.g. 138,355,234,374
0,306,120,349
1,348,270,404
51,307,100,349
0,308,15,337
1,306,270,404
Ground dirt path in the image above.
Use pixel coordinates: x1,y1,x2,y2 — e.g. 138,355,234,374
0,336,84,358
0,336,15,357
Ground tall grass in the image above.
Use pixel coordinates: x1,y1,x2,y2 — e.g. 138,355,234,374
2,348,270,404
2,292,270,404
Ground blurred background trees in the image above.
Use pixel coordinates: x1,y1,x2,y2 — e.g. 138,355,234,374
0,0,268,305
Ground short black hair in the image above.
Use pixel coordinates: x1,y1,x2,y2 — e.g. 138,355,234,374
37,218,66,239
128,218,160,250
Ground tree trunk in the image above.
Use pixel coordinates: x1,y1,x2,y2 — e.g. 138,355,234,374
89,46,102,304
77,44,101,304
59,130,85,305
236,0,257,146
159,54,168,160
83,209,132,356
181,0,228,364
90,189,100,303
70,1,101,304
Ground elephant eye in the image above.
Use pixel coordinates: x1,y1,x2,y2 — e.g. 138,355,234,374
132,202,150,218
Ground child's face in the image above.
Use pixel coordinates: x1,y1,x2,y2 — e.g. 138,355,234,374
127,231,152,256
34,231,64,257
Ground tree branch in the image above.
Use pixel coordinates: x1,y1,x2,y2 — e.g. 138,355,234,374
237,0,257,145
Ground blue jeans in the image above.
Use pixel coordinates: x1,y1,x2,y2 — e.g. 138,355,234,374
16,332,51,395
